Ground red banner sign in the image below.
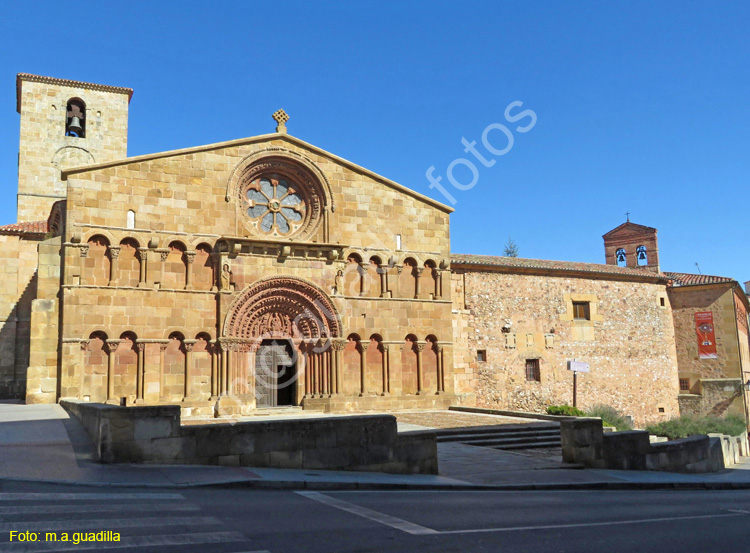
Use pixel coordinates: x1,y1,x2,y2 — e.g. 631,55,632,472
695,311,718,359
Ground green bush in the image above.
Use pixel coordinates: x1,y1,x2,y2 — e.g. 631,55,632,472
546,404,586,417
585,404,633,431
645,415,747,440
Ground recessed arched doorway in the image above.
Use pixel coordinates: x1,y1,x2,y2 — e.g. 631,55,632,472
255,338,297,407
222,276,342,408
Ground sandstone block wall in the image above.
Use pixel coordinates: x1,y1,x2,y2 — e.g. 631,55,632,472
61,400,438,474
0,235,39,397
451,269,680,427
47,136,455,409
17,76,130,222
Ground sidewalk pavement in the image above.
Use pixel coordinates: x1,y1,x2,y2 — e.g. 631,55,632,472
3,403,750,491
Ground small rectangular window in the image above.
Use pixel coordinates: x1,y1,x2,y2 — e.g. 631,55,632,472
573,301,590,320
477,349,486,362
679,378,690,391
525,359,540,382
660,297,666,307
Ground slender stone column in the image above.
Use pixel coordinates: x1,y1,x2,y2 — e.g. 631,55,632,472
135,342,146,402
107,246,120,287
105,339,120,401
293,339,305,403
378,264,389,298
183,340,196,401
358,263,368,296
246,341,259,401
156,249,169,289
358,341,369,397
302,342,311,398
137,248,149,288
325,344,332,397
436,345,445,394
332,339,346,395
414,267,424,299
435,269,443,300
158,342,168,401
184,251,196,290
209,341,218,400
226,347,234,395
78,341,89,400
395,265,404,298
381,344,390,396
415,342,425,395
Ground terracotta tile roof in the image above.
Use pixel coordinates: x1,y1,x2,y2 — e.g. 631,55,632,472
664,272,736,287
0,220,49,236
450,253,668,280
16,73,134,113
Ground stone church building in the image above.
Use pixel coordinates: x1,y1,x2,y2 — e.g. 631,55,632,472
1,74,747,427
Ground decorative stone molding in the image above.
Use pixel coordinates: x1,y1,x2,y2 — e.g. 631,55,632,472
223,276,341,340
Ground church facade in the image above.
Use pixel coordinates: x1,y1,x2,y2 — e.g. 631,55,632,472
1,74,747,428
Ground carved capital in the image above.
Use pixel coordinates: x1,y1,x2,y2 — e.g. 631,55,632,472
415,267,424,277
183,339,197,353
156,248,169,262
184,251,197,264
80,340,89,351
108,246,121,260
395,264,404,275
359,341,369,352
104,339,121,353
415,342,426,353
159,342,169,353
79,244,90,258
332,339,347,352
136,247,149,261
135,341,146,353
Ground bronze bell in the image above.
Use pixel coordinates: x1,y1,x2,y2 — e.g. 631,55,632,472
67,116,83,135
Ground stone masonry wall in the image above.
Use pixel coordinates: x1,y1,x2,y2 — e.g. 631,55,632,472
17,77,129,222
0,235,39,397
452,269,680,427
49,136,454,408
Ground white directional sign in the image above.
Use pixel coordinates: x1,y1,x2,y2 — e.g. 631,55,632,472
567,360,590,373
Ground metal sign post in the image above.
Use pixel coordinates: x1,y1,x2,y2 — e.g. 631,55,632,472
567,360,590,408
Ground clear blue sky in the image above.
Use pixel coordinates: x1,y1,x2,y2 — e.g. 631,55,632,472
1,1,748,282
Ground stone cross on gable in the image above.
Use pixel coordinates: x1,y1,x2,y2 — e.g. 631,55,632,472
273,109,289,134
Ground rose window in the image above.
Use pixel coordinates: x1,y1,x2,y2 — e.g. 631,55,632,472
244,177,306,236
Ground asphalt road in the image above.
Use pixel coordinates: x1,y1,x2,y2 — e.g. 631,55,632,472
0,480,748,552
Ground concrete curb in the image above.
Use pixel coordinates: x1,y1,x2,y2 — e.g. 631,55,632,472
4,475,750,492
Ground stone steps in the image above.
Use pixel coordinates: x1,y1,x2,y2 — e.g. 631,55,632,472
435,423,561,451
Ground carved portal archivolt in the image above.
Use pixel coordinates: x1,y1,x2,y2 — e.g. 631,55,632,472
223,276,341,340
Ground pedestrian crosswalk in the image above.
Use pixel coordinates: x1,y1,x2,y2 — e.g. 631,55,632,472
0,492,269,553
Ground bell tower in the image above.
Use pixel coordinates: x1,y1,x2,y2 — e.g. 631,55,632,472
15,74,133,222
603,220,660,273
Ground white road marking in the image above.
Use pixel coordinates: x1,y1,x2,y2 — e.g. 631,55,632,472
0,531,251,552
0,493,184,501
440,512,748,534
300,492,750,536
296,491,439,535
0,516,220,532
0,503,200,516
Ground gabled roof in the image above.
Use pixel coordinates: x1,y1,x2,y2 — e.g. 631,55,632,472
16,73,134,113
0,220,48,238
61,133,454,213
451,253,668,282
665,272,736,287
602,221,657,239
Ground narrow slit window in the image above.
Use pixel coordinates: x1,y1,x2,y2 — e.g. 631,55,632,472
126,210,135,229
